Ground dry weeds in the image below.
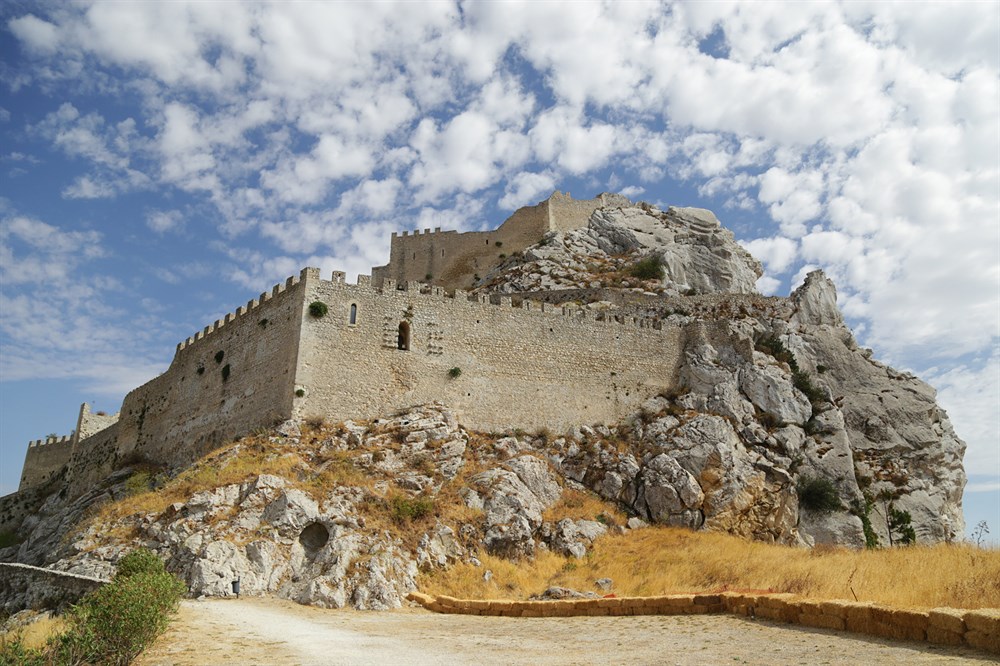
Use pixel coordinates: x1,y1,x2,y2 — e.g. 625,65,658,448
421,526,1000,610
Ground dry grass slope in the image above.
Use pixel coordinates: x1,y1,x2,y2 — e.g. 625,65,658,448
421,527,1000,610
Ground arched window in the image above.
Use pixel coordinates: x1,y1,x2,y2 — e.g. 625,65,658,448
397,321,410,351
349,303,357,325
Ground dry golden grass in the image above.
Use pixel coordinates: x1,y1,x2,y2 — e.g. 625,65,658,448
542,488,627,527
420,526,1000,610
0,614,67,650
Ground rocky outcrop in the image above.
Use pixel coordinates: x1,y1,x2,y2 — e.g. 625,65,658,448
478,202,762,296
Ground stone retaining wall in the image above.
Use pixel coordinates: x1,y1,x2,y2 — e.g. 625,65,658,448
0,562,109,614
407,591,1000,655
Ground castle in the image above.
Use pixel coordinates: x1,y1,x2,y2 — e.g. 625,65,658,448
16,192,690,499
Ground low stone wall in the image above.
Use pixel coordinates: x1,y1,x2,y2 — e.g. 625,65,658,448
0,563,109,614
407,592,1000,655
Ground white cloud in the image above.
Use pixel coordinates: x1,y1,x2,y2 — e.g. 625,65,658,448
8,14,60,54
499,171,556,210
146,210,184,234
928,351,1000,479
740,236,798,274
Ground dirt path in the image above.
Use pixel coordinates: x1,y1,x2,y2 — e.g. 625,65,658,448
137,598,993,665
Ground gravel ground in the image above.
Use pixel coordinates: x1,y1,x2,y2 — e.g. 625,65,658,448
136,598,995,666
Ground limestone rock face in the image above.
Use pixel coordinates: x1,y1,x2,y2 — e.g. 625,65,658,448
478,201,762,296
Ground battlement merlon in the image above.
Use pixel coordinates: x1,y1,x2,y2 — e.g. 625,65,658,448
173,272,308,357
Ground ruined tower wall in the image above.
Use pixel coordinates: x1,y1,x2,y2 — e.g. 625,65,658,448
373,197,552,291
74,404,119,442
295,269,685,432
371,191,625,292
64,423,119,499
546,191,626,232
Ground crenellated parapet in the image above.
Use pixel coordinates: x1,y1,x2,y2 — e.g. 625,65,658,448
174,272,306,358
19,433,75,491
304,269,671,334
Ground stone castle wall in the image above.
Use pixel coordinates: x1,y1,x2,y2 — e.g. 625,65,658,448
18,435,73,491
14,258,689,498
75,403,119,441
372,192,620,291
109,275,307,470
295,269,685,432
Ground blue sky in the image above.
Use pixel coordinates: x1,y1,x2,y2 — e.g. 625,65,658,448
1,1,997,543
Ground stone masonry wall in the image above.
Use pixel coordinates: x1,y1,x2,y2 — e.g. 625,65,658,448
75,403,119,441
65,423,120,499
547,191,629,232
0,562,109,614
18,435,73,491
372,191,619,292
108,275,306,470
295,269,685,432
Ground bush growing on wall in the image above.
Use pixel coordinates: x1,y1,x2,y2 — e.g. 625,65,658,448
308,301,329,318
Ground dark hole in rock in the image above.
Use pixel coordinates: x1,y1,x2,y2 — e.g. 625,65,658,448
299,522,329,551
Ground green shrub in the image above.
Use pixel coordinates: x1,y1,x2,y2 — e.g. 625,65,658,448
797,476,842,513
851,497,880,549
756,335,799,372
308,301,329,318
115,548,166,579
0,529,21,548
125,471,152,497
214,350,225,364
627,255,664,280
295,388,306,397
221,364,231,382
390,496,434,522
54,569,185,665
447,367,462,379
792,370,825,404
22,549,187,666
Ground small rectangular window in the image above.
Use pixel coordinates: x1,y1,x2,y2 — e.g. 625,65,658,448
349,303,357,325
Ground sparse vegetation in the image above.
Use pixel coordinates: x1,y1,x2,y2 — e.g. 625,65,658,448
221,364,231,382
792,369,825,404
308,301,329,318
295,388,306,397
420,526,1000,609
1,548,185,666
125,470,153,497
390,495,434,523
797,476,842,513
972,520,991,547
627,255,664,280
214,350,225,364
0,529,20,548
447,367,462,379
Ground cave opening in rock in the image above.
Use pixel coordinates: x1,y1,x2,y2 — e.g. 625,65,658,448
299,522,330,552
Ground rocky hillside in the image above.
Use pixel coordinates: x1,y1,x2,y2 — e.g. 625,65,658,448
476,203,762,295
0,195,966,611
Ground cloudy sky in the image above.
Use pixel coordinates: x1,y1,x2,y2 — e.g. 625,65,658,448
1,1,997,540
